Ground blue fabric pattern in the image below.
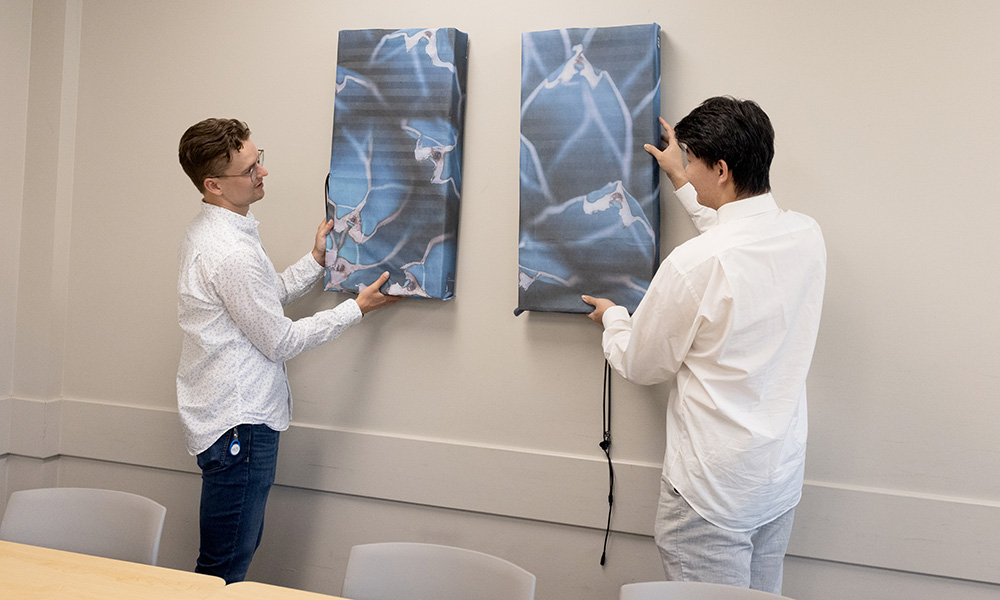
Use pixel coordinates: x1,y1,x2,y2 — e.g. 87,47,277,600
325,28,469,300
517,24,662,315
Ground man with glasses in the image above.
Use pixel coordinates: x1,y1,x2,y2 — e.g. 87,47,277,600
176,118,398,583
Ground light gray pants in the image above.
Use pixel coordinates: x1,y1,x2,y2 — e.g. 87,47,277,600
654,476,795,595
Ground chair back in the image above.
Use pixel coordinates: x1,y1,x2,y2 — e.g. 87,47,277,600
0,487,166,565
621,581,794,600
342,542,536,600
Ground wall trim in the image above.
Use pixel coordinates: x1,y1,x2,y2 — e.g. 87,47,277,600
3,396,998,586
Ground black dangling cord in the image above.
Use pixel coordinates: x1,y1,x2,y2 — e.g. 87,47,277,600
599,359,614,566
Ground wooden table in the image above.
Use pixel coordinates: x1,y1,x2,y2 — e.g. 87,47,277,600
0,540,226,599
207,581,347,599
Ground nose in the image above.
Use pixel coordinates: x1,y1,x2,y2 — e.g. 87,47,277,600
258,165,269,178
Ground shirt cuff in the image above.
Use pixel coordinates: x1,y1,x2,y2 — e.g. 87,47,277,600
602,305,631,329
344,298,363,323
674,182,699,211
301,252,325,276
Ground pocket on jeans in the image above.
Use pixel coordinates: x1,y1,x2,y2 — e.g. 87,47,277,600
197,429,234,473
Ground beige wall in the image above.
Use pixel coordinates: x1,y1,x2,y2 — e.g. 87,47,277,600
0,0,32,401
3,1,999,599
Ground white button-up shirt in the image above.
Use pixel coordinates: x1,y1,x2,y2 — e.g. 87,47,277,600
177,203,362,455
601,183,826,531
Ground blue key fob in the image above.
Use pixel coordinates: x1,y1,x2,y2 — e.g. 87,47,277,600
229,438,240,456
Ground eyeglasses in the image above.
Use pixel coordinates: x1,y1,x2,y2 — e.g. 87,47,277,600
210,149,264,183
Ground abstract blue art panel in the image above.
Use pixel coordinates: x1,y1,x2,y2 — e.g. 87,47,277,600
517,24,661,315
325,28,468,299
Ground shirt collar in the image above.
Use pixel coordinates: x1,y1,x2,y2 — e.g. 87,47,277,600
716,192,779,224
201,201,259,233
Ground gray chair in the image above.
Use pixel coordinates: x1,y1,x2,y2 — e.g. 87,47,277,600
0,487,167,565
621,582,794,600
342,542,536,600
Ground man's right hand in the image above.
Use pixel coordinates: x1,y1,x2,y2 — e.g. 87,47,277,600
644,117,689,191
355,271,400,315
582,295,615,325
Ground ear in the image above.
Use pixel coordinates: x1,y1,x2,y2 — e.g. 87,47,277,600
713,159,741,205
203,177,224,197
715,159,731,185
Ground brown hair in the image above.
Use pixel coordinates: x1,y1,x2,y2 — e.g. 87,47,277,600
178,118,251,193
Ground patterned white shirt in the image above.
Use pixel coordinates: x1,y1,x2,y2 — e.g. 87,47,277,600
601,183,826,531
177,203,362,455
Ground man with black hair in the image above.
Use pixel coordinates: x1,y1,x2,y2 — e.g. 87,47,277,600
583,97,826,593
176,118,399,583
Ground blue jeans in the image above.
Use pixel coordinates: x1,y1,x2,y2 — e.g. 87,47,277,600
195,423,279,583
654,476,795,594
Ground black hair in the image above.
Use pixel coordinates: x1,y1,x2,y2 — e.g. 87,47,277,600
674,96,774,197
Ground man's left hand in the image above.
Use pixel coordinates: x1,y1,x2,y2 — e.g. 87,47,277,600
644,117,688,191
582,295,615,324
313,219,334,266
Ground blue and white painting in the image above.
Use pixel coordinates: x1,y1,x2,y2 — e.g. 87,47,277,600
517,24,661,315
325,28,468,299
